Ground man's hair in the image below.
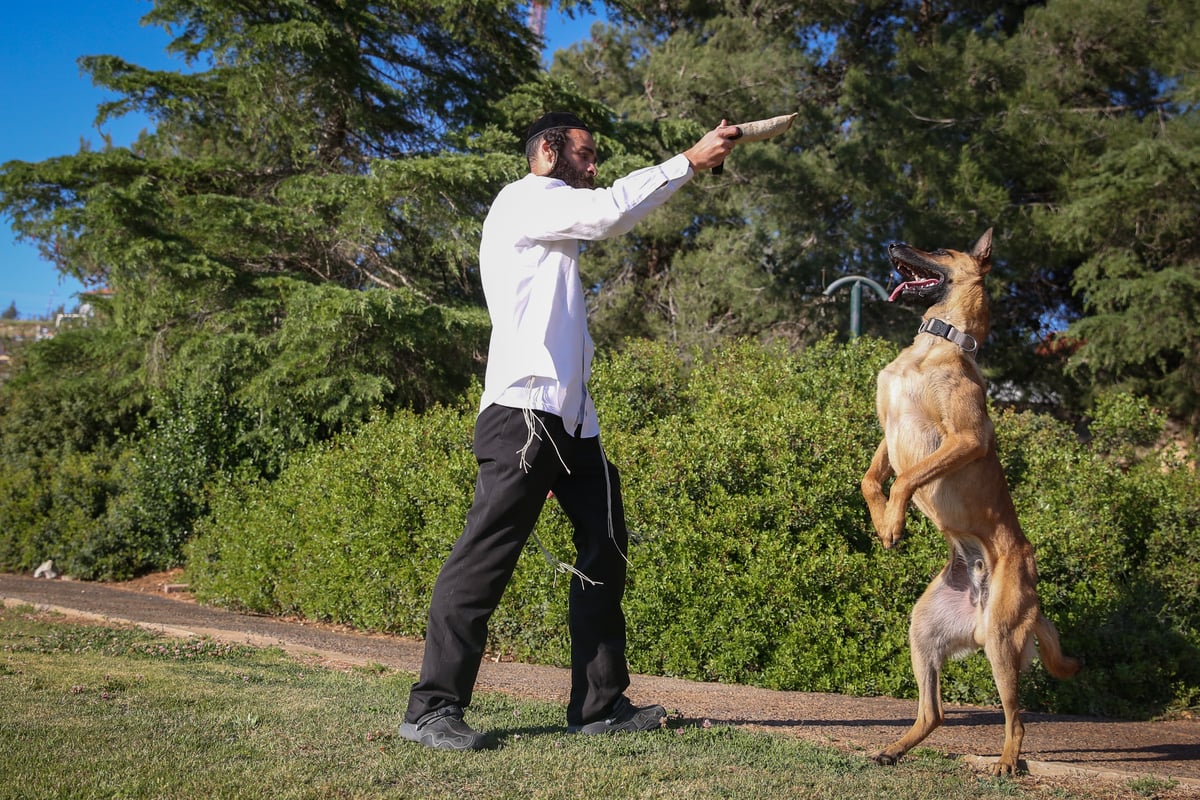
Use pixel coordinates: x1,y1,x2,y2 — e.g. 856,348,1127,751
523,111,590,168
525,127,571,167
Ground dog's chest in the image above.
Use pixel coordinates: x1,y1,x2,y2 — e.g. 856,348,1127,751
876,351,969,467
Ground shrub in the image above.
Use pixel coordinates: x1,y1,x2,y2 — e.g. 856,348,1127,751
996,406,1200,717
186,337,1200,718
0,456,50,570
0,283,491,579
187,402,481,632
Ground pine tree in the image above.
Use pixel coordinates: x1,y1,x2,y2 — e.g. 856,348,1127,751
551,0,1200,424
0,0,553,575
0,0,548,446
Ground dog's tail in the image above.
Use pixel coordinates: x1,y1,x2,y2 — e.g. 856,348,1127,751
1035,613,1082,679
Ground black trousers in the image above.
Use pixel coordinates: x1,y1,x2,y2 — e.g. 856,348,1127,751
404,404,631,727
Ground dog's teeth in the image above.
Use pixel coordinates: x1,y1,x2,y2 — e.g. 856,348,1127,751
888,278,939,302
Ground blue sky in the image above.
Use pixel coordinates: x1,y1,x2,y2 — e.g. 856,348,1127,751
0,1,604,318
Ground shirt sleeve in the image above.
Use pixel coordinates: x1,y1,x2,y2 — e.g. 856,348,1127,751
520,153,695,243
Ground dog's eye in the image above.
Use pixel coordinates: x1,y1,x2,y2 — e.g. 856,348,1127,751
931,249,949,256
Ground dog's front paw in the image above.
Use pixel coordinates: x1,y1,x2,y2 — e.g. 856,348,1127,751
876,531,903,549
877,512,906,549
879,526,907,548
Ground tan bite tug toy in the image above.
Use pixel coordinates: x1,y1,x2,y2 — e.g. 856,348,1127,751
712,112,797,174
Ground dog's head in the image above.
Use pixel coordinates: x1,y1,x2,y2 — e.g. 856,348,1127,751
886,228,993,304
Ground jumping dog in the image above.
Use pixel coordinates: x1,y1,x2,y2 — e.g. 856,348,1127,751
861,228,1081,776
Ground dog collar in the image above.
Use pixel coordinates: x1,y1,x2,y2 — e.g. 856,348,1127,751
919,317,979,354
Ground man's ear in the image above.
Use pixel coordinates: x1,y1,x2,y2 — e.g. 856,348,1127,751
530,136,555,175
541,137,557,166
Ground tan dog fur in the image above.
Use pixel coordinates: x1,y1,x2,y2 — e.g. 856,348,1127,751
860,229,1080,776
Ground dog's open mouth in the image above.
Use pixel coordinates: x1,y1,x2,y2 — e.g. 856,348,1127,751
888,249,947,302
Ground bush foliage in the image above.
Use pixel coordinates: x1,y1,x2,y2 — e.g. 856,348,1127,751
186,338,1200,719
0,281,489,580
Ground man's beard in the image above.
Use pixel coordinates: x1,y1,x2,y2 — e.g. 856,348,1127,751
549,158,594,189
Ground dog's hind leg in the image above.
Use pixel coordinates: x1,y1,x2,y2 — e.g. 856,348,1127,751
980,555,1042,776
985,602,1081,775
984,626,1028,775
873,631,945,765
874,558,979,766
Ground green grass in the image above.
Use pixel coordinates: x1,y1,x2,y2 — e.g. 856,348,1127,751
0,605,1177,800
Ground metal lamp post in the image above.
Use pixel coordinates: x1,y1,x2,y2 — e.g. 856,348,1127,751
823,276,890,338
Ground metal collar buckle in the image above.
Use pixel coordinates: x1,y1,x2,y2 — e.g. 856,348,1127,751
919,317,979,354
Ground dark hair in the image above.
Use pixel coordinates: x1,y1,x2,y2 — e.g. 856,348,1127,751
525,127,571,168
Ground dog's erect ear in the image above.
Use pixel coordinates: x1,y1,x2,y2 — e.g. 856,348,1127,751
974,227,993,275
974,226,993,263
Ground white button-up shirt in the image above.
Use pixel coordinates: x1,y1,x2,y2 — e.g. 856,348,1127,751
479,153,695,437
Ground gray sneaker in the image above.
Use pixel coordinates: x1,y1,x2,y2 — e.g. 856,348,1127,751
568,696,667,734
399,705,491,751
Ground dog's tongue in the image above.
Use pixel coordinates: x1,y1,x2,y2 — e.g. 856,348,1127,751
888,278,940,302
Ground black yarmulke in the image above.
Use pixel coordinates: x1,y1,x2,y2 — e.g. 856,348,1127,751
524,112,590,146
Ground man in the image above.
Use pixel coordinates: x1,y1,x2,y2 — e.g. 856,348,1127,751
400,112,739,750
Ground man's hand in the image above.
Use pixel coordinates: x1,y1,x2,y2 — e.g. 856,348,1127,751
683,120,740,172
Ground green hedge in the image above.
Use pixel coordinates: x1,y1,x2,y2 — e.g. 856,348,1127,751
0,282,491,581
187,402,478,631
185,338,1200,718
